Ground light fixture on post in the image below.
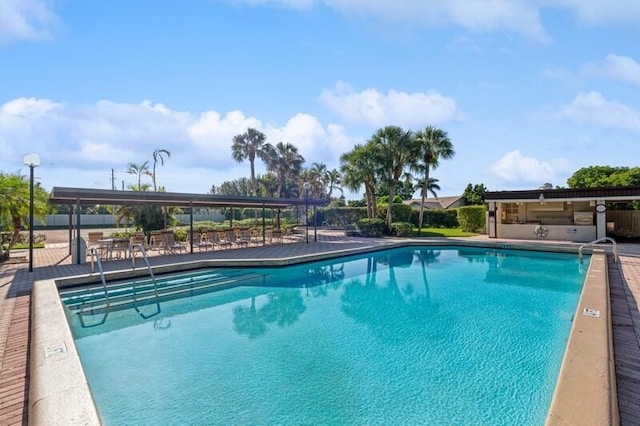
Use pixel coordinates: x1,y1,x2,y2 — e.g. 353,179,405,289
22,153,41,273
303,181,311,244
538,193,545,204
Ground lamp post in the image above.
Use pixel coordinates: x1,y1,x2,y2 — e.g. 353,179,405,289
303,181,311,244
22,153,40,273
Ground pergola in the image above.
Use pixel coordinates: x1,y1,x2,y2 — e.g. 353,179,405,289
49,187,327,263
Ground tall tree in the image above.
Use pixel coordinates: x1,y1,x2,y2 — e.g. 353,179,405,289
462,183,487,205
309,162,328,198
567,166,640,188
341,144,379,218
370,125,416,230
152,148,171,192
127,161,152,190
412,126,455,230
264,142,305,198
231,128,271,197
326,168,343,199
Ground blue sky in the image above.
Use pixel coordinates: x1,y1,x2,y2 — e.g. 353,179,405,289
1,0,638,199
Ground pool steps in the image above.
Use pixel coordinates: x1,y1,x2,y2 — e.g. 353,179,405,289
60,270,264,315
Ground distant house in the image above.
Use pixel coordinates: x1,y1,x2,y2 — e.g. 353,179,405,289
403,195,466,211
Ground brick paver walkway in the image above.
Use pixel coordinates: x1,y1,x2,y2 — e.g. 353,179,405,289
1,234,639,425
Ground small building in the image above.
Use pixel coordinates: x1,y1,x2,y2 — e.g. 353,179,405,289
403,195,466,211
484,186,640,242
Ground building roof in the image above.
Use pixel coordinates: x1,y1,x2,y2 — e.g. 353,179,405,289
485,186,640,202
49,187,327,209
403,195,465,209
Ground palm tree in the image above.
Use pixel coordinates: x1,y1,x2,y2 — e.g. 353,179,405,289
309,162,328,198
0,172,49,254
340,144,378,218
152,148,171,192
369,125,416,230
127,161,152,190
231,128,271,197
425,177,441,198
326,169,343,199
413,126,455,230
264,142,305,198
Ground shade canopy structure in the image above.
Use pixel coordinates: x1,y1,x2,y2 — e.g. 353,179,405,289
49,187,328,263
49,187,326,209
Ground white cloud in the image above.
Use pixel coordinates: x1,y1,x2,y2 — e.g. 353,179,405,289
0,97,355,192
0,97,61,117
557,91,640,133
548,0,640,26
187,110,263,168
319,81,456,128
491,150,569,186
0,0,58,44
232,0,640,40
583,54,640,87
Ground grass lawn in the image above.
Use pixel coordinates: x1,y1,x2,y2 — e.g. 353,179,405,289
412,227,480,238
11,243,46,249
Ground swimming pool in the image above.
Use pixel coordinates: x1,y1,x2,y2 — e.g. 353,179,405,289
60,246,586,425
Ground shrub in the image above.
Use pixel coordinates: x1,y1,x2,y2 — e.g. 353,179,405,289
422,209,459,228
391,222,414,237
173,227,188,242
376,203,414,224
456,205,486,232
357,218,385,237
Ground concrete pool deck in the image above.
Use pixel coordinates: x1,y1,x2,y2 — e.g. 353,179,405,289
1,231,639,424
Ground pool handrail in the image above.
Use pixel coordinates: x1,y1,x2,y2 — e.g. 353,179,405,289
578,237,618,264
130,242,162,319
89,247,110,305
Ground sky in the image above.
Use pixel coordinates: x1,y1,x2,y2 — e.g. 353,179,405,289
0,0,638,200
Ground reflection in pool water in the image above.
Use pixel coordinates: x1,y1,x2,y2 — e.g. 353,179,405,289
60,246,586,425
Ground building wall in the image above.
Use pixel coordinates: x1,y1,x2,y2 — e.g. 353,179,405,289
497,223,596,242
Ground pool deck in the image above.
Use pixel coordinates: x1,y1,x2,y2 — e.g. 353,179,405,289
1,231,639,425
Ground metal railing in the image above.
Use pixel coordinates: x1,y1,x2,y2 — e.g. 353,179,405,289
578,237,618,264
130,243,161,319
89,247,110,304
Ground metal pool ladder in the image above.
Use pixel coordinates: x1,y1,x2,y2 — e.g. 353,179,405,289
578,237,618,264
130,243,161,319
89,247,110,307
130,242,158,288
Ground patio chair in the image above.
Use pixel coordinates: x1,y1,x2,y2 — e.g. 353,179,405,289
160,231,186,255
148,230,164,250
249,228,263,246
231,228,249,248
197,231,214,251
212,230,232,250
269,229,283,245
110,238,131,259
86,231,107,258
129,233,148,259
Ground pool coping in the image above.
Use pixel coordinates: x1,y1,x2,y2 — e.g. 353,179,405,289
546,249,619,426
28,240,617,425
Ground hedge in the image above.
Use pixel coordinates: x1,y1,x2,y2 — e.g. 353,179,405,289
391,222,414,237
456,205,486,232
357,218,385,237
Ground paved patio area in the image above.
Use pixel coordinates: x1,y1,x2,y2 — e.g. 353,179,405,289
1,232,639,424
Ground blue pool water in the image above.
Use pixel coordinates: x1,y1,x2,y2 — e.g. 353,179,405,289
60,246,586,425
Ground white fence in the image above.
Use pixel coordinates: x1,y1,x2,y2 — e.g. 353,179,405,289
38,212,226,228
